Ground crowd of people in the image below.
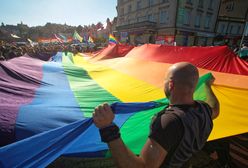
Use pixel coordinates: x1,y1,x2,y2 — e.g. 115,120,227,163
0,40,94,61
1,40,248,62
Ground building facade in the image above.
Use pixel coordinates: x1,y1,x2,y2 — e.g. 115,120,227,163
215,0,248,46
116,0,221,46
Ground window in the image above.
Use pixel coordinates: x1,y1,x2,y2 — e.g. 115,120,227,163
204,15,211,28
198,0,203,8
137,16,146,22
120,8,124,16
148,14,153,21
127,16,130,24
118,0,123,5
186,0,192,4
160,10,168,24
220,24,225,34
195,12,202,27
128,5,132,13
177,8,184,25
153,13,158,23
229,25,233,34
183,9,191,25
245,24,248,36
137,1,142,10
161,0,168,3
237,25,241,34
208,0,213,9
148,0,154,6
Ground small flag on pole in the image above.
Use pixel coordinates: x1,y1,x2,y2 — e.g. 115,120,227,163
27,38,34,47
73,31,83,43
88,36,94,43
109,34,118,44
54,34,64,43
58,34,67,42
11,34,21,39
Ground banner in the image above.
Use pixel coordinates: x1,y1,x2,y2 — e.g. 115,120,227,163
155,36,175,45
120,32,128,43
37,38,58,43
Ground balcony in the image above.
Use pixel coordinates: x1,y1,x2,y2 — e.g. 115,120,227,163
116,21,157,31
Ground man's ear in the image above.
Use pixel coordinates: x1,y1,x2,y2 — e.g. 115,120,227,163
169,80,174,90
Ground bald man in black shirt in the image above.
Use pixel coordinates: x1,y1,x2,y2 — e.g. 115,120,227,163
93,62,219,168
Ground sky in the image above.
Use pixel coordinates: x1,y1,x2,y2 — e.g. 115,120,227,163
0,0,117,27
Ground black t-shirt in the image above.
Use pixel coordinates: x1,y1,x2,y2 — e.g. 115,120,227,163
149,101,213,168
149,111,184,152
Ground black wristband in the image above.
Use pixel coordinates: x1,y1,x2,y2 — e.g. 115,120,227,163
99,123,120,143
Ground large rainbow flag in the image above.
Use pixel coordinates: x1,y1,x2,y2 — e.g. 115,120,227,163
0,44,247,167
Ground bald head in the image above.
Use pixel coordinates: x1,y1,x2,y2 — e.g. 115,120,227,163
165,62,199,96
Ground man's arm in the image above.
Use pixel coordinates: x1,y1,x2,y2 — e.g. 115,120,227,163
93,103,167,168
205,76,220,119
108,137,167,168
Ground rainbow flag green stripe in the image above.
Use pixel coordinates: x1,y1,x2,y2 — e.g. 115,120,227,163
62,53,120,117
